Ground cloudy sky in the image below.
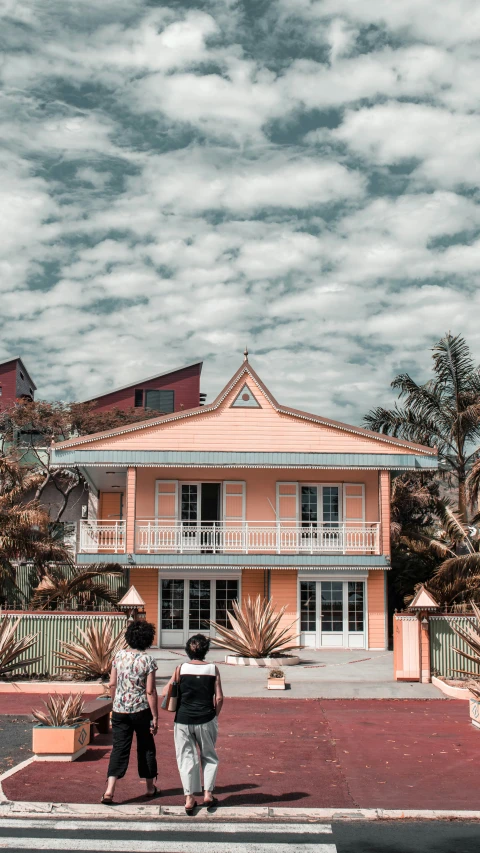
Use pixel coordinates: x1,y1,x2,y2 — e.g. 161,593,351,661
2,0,480,424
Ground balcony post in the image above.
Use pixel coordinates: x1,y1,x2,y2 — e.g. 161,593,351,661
126,467,136,553
245,521,248,554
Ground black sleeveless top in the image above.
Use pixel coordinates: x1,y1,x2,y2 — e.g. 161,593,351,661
174,661,216,725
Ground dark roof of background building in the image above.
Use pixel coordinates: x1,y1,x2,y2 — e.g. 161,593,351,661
79,361,203,403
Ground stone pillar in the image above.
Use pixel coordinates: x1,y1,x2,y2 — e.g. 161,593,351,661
420,613,431,683
379,470,391,556
126,467,137,553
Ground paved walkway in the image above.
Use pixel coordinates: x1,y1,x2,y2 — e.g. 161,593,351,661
152,649,442,699
2,699,476,811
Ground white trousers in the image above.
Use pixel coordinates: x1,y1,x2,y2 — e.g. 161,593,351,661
174,718,219,795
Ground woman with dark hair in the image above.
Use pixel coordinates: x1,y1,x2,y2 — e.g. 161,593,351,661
164,633,223,815
101,620,159,804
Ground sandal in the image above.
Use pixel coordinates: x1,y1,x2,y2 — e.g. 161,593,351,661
101,792,114,805
185,799,197,816
146,785,161,799
204,796,218,810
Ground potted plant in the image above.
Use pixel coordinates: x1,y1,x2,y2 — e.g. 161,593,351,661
267,668,286,690
32,693,91,760
208,595,301,666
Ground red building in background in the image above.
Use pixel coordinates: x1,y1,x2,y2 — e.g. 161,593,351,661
82,361,204,414
0,358,36,409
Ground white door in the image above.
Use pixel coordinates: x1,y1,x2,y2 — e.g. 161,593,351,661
159,578,239,647
300,580,366,649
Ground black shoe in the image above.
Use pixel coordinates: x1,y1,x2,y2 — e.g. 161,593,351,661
205,796,218,810
146,785,161,799
185,800,197,816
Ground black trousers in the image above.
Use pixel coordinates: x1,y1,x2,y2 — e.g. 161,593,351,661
107,708,157,780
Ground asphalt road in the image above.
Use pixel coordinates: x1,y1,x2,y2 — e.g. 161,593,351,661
0,818,479,852
0,717,32,775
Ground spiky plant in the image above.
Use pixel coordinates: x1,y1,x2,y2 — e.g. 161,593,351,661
0,617,41,677
55,622,127,680
32,692,85,727
209,595,301,659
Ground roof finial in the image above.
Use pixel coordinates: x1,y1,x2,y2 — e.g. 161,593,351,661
243,345,249,363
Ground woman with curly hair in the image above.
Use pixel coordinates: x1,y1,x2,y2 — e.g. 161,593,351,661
101,620,159,804
163,633,224,815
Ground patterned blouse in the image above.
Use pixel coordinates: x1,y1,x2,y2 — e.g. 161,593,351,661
112,650,157,714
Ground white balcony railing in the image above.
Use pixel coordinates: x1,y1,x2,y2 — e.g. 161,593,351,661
134,520,380,555
79,520,126,553
79,520,380,555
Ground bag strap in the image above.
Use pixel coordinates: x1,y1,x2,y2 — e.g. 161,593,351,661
173,665,181,683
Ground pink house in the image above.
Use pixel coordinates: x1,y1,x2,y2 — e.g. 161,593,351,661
52,357,437,650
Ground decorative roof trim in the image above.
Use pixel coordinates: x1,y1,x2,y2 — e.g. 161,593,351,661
54,361,436,456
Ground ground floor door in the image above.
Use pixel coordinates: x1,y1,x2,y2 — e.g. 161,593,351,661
159,577,239,647
300,580,366,649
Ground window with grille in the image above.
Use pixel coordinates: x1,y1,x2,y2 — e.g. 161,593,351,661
300,581,316,631
144,389,175,413
215,580,238,627
189,580,211,630
321,581,343,632
348,582,364,632
161,579,184,630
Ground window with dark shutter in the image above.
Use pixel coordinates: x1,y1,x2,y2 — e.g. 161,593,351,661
134,389,143,407
145,389,175,413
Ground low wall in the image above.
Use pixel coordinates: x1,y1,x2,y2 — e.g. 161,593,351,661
0,612,127,677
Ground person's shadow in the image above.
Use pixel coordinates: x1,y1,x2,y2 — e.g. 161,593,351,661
124,783,308,806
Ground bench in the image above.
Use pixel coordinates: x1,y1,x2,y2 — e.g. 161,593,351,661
81,698,112,743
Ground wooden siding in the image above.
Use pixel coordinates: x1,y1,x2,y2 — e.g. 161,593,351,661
242,570,265,604
87,364,201,413
126,467,136,552
129,569,159,639
99,492,123,520
367,570,386,649
379,470,391,556
270,570,299,638
88,380,414,455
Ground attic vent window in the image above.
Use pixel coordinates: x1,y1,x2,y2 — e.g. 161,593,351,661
145,389,175,413
19,371,24,380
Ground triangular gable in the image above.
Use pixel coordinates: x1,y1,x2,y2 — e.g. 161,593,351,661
231,382,261,408
54,360,437,456
408,585,440,611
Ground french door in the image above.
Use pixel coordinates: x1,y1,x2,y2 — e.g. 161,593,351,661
299,580,366,648
159,578,239,647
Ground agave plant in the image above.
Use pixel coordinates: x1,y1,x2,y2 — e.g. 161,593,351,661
55,622,127,680
32,692,85,727
209,595,301,658
0,617,40,677
450,600,480,697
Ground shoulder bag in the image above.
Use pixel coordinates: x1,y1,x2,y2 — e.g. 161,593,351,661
161,665,181,713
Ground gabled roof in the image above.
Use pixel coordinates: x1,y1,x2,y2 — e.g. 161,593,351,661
407,584,441,611
0,357,37,390
80,361,203,403
54,359,437,456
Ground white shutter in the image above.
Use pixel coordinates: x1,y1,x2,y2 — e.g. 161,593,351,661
343,484,365,527
155,480,178,524
276,482,298,528
223,481,246,525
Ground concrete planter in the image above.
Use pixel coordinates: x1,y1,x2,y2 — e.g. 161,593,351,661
432,676,475,701
267,676,286,690
0,681,107,695
470,699,480,730
32,721,91,761
226,655,300,667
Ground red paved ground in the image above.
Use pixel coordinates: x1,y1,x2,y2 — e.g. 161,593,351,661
0,694,51,716
2,699,477,810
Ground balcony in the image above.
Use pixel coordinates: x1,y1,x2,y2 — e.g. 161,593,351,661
79,520,380,555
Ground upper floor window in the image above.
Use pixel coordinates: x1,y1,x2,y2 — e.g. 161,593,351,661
19,371,24,380
145,389,175,413
301,485,340,528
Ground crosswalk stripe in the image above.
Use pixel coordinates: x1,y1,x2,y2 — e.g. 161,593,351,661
0,819,332,835
0,838,337,853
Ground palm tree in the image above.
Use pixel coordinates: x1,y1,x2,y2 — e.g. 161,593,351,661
0,456,70,599
364,333,480,521
30,564,123,611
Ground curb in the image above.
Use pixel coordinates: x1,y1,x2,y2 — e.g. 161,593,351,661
1,801,480,822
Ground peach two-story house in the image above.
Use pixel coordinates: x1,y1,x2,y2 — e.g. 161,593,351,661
52,358,437,650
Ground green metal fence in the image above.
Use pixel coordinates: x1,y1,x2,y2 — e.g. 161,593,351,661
1,612,127,677
430,614,480,678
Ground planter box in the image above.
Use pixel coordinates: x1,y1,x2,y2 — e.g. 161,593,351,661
470,699,480,730
432,676,475,701
267,677,286,690
32,721,91,761
0,681,106,695
226,655,300,667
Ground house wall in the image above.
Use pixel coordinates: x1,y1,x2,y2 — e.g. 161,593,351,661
134,467,380,523
129,568,159,637
87,364,202,414
270,570,299,638
367,570,387,649
0,361,20,408
88,380,417,454
242,570,265,603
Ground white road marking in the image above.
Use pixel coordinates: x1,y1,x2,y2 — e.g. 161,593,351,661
0,818,332,834
0,838,337,853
